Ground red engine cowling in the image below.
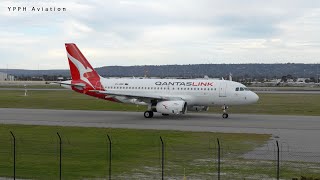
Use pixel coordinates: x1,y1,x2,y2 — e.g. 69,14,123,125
156,101,187,114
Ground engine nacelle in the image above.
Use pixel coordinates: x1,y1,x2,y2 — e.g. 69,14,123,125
188,106,209,112
156,101,187,114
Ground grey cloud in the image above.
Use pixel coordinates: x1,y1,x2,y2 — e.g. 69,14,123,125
214,15,282,38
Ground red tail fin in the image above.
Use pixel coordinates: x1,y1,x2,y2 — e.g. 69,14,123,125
65,43,102,90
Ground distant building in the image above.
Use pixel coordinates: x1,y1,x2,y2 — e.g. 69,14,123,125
296,78,308,83
57,77,65,81
0,72,15,81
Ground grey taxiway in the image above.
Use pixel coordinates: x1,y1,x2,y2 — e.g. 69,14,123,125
0,108,319,155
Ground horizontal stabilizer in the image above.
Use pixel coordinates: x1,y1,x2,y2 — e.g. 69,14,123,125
51,81,86,88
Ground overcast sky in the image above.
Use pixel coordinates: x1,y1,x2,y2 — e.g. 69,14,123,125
1,0,320,69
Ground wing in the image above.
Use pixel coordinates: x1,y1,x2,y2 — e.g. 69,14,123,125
89,90,183,101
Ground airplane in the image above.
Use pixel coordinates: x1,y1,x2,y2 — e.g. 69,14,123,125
59,43,259,118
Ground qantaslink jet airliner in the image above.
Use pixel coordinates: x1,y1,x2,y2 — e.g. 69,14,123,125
58,43,259,118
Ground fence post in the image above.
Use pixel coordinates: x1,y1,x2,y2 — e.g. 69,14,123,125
217,138,221,180
57,132,62,180
160,136,164,180
10,131,16,180
107,135,112,180
276,140,280,180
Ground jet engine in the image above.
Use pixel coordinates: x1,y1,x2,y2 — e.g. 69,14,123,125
156,101,187,114
188,106,209,112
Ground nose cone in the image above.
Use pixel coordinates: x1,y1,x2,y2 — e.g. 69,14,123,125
250,92,259,103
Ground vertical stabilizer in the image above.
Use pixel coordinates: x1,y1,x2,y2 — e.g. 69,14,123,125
65,43,102,90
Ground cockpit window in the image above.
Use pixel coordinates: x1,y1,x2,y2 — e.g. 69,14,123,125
235,87,239,91
240,87,244,91
244,87,249,91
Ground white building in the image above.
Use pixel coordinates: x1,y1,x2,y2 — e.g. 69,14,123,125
0,72,15,81
296,78,308,83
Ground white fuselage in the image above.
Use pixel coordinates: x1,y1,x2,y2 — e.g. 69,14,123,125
99,78,259,106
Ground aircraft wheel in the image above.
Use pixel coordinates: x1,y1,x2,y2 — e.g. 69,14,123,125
144,111,154,118
222,113,229,119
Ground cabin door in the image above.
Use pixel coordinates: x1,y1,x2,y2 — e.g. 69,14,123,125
219,82,227,97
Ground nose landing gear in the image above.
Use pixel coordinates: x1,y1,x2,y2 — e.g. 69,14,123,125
222,105,229,119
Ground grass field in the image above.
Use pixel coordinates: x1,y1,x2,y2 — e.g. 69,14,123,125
0,90,319,115
0,124,271,179
0,84,64,89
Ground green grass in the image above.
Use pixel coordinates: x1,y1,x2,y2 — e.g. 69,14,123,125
0,90,144,111
0,90,320,115
0,124,270,179
0,84,64,89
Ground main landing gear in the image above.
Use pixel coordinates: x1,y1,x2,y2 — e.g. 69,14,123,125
144,111,154,118
222,105,229,119
222,113,229,119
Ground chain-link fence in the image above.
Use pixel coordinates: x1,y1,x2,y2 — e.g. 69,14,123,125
0,132,320,180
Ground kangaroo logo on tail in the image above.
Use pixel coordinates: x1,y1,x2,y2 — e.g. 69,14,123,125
67,52,95,88
65,43,102,90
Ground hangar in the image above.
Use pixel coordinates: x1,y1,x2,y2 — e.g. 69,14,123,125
0,72,15,81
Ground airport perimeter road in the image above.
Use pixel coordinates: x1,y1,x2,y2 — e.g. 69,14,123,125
0,108,320,153
254,90,320,94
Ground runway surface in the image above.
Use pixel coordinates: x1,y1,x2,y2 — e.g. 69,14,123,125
0,108,319,154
